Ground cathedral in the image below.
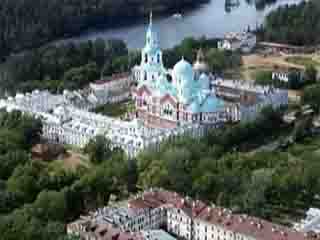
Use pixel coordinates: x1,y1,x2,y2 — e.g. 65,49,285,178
132,13,227,129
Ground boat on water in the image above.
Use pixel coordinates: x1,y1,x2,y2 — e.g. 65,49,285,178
172,13,182,19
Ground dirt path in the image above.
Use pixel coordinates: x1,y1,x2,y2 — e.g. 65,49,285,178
58,150,90,170
241,53,313,81
243,54,305,70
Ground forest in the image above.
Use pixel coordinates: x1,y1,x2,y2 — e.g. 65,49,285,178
262,0,320,45
0,0,208,59
0,110,136,240
0,37,241,95
1,104,320,240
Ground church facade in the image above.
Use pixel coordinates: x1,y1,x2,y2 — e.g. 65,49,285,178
132,13,227,129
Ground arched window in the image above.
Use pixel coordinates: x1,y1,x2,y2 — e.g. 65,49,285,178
145,54,148,63
157,54,160,63
164,104,173,116
144,71,147,81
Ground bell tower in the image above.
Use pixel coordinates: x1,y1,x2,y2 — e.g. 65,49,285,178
139,12,164,87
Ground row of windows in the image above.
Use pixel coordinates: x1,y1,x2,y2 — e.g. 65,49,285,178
144,53,161,64
195,231,246,240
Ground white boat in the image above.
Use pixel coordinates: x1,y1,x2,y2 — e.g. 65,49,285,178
172,13,182,19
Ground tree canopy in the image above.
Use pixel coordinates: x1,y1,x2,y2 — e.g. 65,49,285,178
262,0,320,45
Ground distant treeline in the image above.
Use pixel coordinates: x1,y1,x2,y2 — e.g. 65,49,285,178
0,0,208,59
261,0,320,45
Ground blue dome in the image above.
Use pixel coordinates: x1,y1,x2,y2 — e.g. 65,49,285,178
199,73,210,90
200,96,224,112
187,101,200,113
173,58,194,78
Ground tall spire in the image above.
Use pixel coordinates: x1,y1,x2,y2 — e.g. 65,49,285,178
149,11,153,27
196,48,205,62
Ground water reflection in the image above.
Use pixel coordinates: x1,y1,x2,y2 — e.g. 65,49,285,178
54,0,302,49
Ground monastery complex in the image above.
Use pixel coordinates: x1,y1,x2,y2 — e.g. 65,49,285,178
0,13,288,157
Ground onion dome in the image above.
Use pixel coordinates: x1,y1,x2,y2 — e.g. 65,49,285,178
199,73,210,90
173,57,194,84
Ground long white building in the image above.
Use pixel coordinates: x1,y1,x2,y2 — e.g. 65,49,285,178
67,189,315,240
0,90,205,158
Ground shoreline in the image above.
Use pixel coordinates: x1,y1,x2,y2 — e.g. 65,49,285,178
3,0,210,61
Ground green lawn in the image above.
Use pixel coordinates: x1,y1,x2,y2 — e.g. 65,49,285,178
285,56,319,67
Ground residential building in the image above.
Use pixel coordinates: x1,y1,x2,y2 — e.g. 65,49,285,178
68,188,317,240
272,68,304,83
218,31,256,53
294,208,320,233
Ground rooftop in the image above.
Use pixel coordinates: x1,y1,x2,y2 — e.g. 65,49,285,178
68,189,317,240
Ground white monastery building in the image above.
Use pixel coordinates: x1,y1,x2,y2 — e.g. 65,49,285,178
0,13,288,157
217,31,256,53
294,208,320,234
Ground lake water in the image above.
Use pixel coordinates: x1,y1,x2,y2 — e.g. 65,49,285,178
55,0,302,49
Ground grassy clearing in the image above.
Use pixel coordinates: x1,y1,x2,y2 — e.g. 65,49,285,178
48,150,90,172
285,56,319,67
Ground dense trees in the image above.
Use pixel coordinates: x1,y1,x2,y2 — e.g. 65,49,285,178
262,0,320,45
0,0,208,58
303,84,320,112
305,65,318,84
84,135,113,164
0,39,132,94
1,102,320,238
1,36,240,95
206,48,242,74
137,108,320,220
0,110,134,240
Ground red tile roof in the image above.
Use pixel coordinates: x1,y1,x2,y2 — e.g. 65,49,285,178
71,189,319,240
131,190,313,240
197,206,307,240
